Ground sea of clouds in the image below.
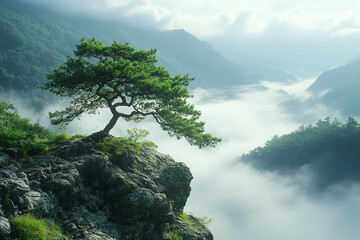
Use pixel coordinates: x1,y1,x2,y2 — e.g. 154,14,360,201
10,79,360,240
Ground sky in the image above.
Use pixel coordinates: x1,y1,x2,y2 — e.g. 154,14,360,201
24,0,360,37
24,0,360,75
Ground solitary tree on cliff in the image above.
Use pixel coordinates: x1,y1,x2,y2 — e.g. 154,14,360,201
41,38,221,148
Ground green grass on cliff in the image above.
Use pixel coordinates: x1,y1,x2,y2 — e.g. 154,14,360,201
169,231,183,240
179,212,213,230
10,214,70,240
168,213,213,239
95,128,158,157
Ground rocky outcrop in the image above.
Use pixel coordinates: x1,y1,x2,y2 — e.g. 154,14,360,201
0,136,213,240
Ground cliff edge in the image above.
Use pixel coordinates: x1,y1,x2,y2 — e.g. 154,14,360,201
0,135,213,240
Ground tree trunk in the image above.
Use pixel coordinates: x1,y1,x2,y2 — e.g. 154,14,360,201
101,114,120,134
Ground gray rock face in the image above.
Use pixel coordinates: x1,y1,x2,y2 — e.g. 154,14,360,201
0,137,213,240
0,216,11,239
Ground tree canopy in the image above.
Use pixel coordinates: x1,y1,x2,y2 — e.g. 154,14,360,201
41,38,221,148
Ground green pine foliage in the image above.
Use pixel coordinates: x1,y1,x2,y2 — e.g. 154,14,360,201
126,128,158,149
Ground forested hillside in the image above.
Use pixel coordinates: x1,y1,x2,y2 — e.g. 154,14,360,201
307,59,360,115
0,0,258,111
241,117,360,190
0,0,84,110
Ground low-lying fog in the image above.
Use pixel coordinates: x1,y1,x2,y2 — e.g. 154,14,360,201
15,79,360,240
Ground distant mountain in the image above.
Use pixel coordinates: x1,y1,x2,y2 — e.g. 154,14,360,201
68,18,259,88
307,59,360,115
238,63,297,82
0,0,261,111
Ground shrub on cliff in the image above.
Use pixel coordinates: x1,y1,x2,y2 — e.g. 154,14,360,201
0,101,81,157
0,101,53,147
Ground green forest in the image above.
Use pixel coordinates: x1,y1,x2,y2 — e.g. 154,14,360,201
241,117,360,189
0,1,84,110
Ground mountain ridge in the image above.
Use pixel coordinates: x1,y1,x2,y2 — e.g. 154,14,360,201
0,0,257,102
307,59,360,115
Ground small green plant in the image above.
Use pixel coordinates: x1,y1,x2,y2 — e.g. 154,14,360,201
126,128,158,149
10,214,69,240
96,128,157,156
51,132,70,143
49,133,86,144
126,128,150,142
68,134,87,142
18,141,49,158
96,136,139,156
179,212,214,230
169,231,183,240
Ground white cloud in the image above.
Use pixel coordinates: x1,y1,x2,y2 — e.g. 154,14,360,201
332,27,360,37
23,0,360,38
151,82,358,240
146,0,360,37
24,0,175,29
140,81,357,240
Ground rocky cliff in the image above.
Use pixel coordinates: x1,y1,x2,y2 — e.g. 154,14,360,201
0,135,213,240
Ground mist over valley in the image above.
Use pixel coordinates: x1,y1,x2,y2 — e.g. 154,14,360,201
1,0,360,239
